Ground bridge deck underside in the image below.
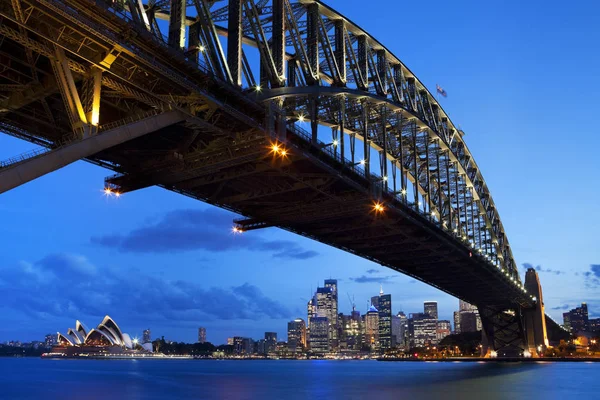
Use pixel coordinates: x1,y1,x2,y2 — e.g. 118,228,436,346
97,126,527,308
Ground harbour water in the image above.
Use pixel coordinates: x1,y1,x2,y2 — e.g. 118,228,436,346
2,358,598,399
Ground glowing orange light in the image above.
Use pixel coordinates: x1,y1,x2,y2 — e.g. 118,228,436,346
232,226,243,234
114,192,121,198
373,202,384,213
280,150,287,156
271,143,280,153
104,188,112,195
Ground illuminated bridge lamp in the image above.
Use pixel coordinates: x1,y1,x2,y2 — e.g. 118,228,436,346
373,202,384,213
114,192,121,198
232,226,243,234
332,140,339,146
103,187,111,195
359,159,366,165
255,84,262,92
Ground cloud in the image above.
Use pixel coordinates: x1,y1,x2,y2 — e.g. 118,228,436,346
0,253,292,323
91,208,318,260
366,269,379,274
551,304,570,310
584,265,600,288
349,275,396,284
522,263,564,275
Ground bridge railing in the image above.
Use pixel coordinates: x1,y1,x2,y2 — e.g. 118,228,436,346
286,119,503,267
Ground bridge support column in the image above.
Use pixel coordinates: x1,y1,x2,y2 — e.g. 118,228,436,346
0,111,185,194
479,305,527,358
523,268,549,357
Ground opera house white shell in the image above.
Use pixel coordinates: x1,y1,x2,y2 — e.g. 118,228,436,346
57,315,139,350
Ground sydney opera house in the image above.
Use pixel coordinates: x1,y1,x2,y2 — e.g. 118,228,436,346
50,315,153,357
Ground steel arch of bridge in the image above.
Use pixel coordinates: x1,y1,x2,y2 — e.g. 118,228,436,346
140,0,518,280
0,0,518,284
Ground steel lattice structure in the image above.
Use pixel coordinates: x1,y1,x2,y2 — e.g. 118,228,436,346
0,0,558,356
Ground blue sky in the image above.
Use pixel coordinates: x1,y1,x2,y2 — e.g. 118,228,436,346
1,0,599,344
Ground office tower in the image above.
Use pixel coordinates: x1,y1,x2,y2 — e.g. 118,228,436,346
563,303,589,332
364,304,380,351
424,301,438,320
370,285,383,311
436,320,451,342
316,280,339,351
309,316,329,354
455,300,482,333
227,337,234,345
589,318,600,333
453,311,461,334
394,312,407,347
287,318,307,352
265,332,277,354
307,296,316,343
142,329,151,344
375,289,392,350
411,312,438,347
197,327,206,344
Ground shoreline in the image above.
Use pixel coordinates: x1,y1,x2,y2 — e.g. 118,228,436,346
378,357,600,362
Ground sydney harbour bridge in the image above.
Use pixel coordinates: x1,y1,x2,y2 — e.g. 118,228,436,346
0,0,563,356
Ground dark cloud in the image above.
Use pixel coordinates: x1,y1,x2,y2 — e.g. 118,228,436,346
551,304,570,310
584,265,600,288
0,253,292,323
522,263,564,275
366,269,379,274
349,275,396,284
91,208,318,260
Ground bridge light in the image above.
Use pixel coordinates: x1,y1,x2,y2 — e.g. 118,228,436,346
298,114,306,122
382,176,388,182
255,84,262,92
453,228,457,233
401,188,407,196
360,159,366,165
103,187,112,195
373,202,385,213
532,296,537,301
271,143,280,153
232,226,243,234
333,140,339,146
114,192,121,198
199,45,205,52
281,149,288,156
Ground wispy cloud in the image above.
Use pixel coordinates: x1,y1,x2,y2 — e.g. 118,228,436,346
522,263,565,275
551,304,570,310
349,275,396,284
91,208,318,260
584,264,600,288
366,269,379,274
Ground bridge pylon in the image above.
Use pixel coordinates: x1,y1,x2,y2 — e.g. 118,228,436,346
479,268,548,358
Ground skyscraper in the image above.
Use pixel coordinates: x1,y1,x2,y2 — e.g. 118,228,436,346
142,329,151,344
316,280,339,351
287,318,307,352
309,316,329,354
324,279,339,350
455,300,482,333
307,295,316,344
424,301,438,320
373,288,392,351
563,303,589,333
411,312,438,347
436,320,451,342
197,327,206,344
264,332,277,354
453,311,461,334
364,304,380,351
394,311,407,348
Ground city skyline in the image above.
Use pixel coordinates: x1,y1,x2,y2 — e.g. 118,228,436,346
1,0,599,346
